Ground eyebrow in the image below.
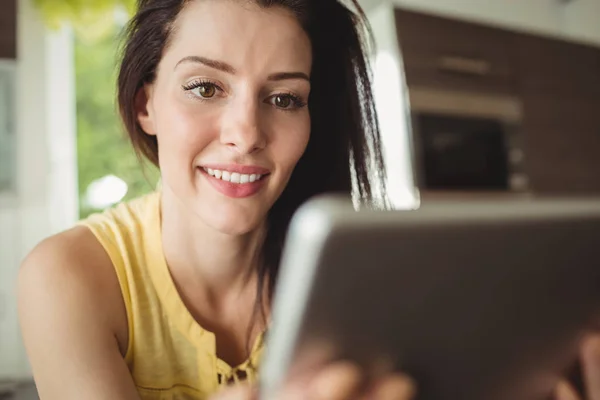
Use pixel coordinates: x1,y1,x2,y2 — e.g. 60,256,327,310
176,56,310,82
267,71,310,83
176,56,236,74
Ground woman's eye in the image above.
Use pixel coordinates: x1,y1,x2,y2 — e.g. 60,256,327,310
183,81,221,99
193,83,217,98
269,94,305,110
273,95,292,109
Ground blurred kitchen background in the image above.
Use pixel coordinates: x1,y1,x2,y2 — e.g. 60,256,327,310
0,0,599,397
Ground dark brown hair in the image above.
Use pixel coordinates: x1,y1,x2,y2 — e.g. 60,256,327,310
118,0,387,332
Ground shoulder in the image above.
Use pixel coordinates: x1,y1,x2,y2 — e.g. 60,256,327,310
17,228,140,398
20,225,115,290
18,226,128,351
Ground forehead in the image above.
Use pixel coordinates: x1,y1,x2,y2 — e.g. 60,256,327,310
162,0,312,74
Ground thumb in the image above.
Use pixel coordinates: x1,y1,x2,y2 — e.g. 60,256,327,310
210,384,258,400
582,335,600,400
555,380,581,400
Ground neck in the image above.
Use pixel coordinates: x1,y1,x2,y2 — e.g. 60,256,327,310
160,187,266,305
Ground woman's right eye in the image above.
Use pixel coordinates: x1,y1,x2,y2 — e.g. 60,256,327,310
183,81,221,99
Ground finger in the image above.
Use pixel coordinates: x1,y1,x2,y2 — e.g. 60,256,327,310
310,362,364,400
555,380,581,400
210,384,257,400
370,374,416,400
582,335,600,400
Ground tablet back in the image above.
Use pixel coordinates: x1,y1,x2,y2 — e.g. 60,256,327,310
260,196,600,400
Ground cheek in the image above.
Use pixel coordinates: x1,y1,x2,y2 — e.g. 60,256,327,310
272,116,311,172
154,99,220,161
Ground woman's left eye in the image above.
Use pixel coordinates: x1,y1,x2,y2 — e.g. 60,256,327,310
268,94,306,110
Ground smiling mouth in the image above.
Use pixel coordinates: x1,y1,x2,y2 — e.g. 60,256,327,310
201,167,269,184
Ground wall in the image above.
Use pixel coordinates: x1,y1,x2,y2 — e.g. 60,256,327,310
0,0,21,378
0,0,77,380
564,0,600,44
368,3,419,209
362,0,600,46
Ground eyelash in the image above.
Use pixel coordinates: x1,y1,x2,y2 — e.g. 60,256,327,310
275,92,307,111
181,79,307,111
182,79,224,99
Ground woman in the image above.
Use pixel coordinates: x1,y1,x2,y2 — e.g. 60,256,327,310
18,0,413,399
18,0,600,398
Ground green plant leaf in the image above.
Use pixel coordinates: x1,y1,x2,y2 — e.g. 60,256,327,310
32,0,134,41
75,27,159,218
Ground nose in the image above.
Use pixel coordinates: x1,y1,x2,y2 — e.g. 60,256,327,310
220,98,266,155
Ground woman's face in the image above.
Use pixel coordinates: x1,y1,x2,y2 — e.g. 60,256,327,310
138,0,312,235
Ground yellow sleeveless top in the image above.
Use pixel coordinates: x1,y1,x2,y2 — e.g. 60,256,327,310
79,191,264,400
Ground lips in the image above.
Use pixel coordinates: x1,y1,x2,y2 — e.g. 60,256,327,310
203,167,265,184
198,166,270,198
200,164,271,175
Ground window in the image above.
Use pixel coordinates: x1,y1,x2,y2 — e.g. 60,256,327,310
0,60,16,194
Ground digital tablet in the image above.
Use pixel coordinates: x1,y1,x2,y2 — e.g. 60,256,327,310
259,196,600,400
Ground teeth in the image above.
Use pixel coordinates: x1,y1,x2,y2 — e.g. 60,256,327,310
203,168,263,184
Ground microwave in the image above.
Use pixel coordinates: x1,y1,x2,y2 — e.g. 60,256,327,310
409,87,528,194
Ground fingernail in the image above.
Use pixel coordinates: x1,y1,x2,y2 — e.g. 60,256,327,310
378,376,416,400
555,380,580,400
311,363,362,400
584,335,600,352
582,335,600,366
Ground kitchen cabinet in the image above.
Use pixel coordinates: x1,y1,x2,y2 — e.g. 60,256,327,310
395,8,600,195
395,9,517,95
521,91,600,193
516,34,600,96
0,0,17,59
516,34,600,194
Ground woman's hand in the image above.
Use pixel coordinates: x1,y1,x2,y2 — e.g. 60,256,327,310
211,361,415,400
555,334,600,400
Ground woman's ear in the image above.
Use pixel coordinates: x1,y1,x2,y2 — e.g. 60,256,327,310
135,84,157,136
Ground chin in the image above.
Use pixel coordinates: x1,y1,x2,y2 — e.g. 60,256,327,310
200,206,264,236
214,221,259,236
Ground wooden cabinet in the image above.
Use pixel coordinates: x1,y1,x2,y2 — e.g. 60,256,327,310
516,34,600,96
0,0,17,59
395,8,600,195
395,9,517,95
516,35,600,194
522,92,600,193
